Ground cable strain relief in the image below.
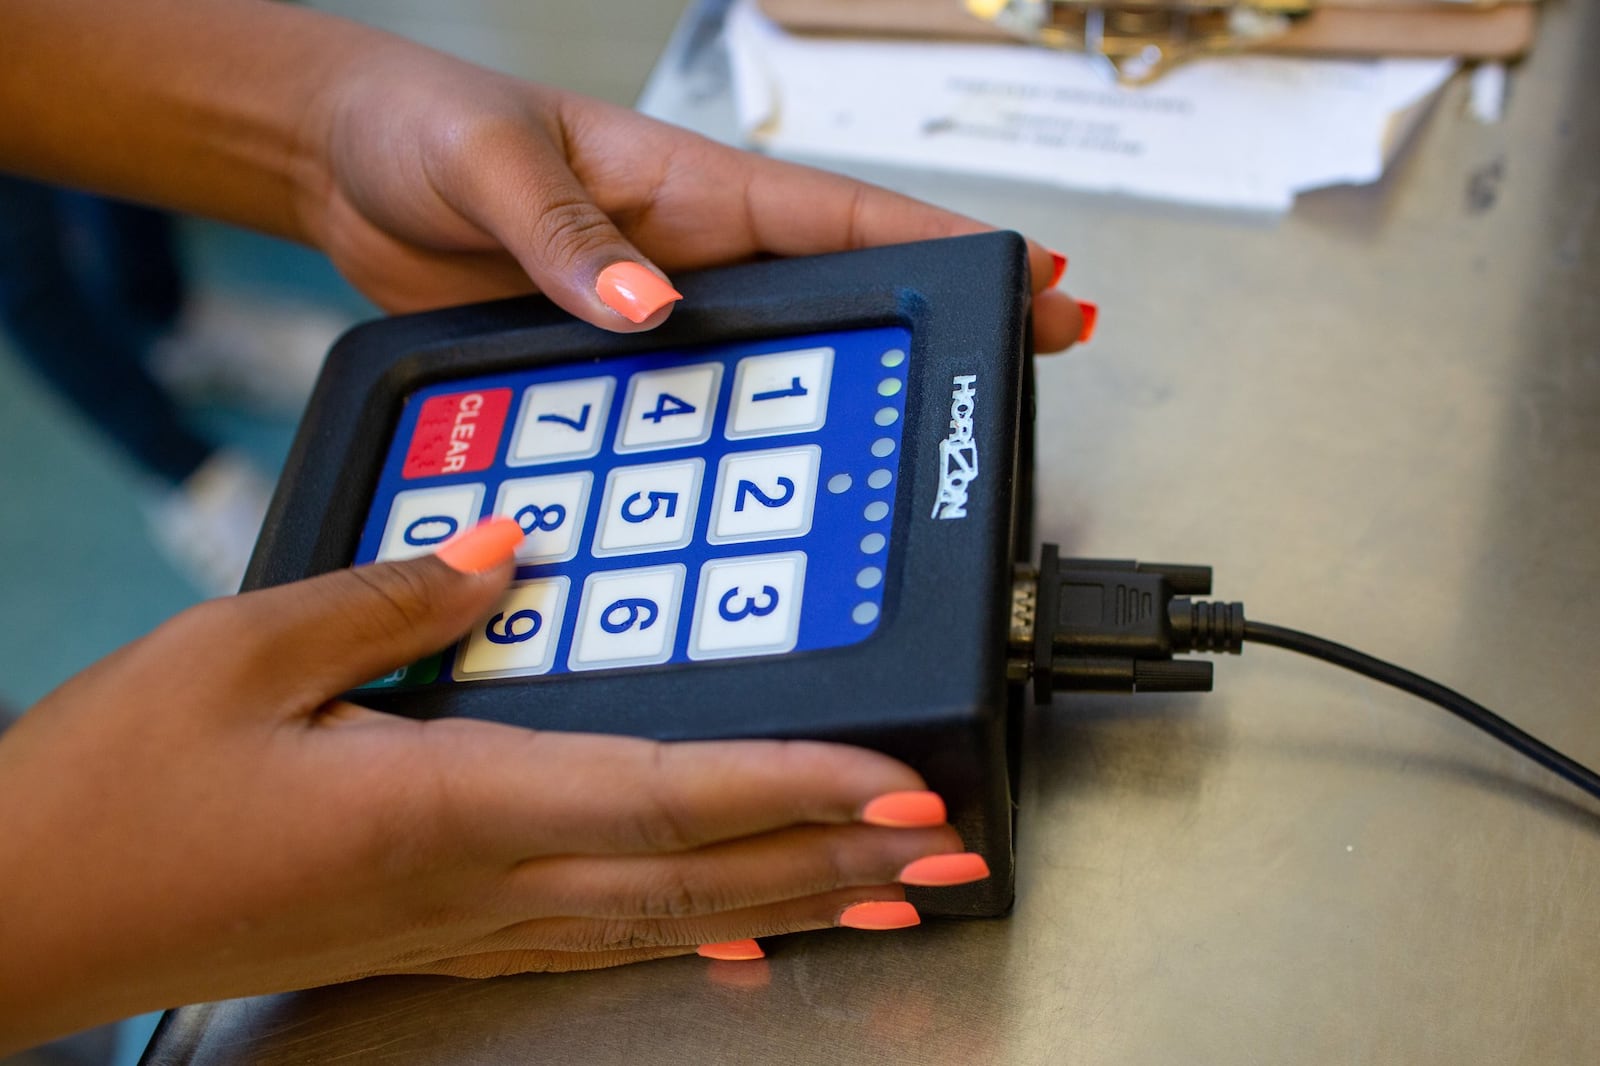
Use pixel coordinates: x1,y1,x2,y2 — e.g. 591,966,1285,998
1169,598,1246,654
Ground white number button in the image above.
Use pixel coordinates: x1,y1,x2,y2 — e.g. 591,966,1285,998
708,445,821,545
725,348,833,440
594,459,704,557
688,552,806,660
508,377,615,466
615,363,722,453
377,484,485,562
454,577,570,680
491,472,592,564
569,564,686,671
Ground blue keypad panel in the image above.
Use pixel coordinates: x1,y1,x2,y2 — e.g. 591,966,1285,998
353,327,911,683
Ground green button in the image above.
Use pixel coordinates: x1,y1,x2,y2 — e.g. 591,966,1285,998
358,653,442,691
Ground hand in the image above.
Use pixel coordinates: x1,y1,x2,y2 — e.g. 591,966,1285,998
0,519,978,1053
299,38,1090,350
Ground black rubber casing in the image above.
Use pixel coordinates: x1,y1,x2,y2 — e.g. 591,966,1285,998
244,232,1036,917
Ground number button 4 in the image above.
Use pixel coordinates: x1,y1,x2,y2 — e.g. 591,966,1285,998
708,445,821,545
569,564,687,671
615,363,722,453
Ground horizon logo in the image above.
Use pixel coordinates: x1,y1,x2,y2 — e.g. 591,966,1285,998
931,374,977,520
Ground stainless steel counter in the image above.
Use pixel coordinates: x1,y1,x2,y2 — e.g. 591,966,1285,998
145,2,1600,1062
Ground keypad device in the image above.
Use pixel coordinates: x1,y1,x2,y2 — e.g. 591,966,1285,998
352,327,911,684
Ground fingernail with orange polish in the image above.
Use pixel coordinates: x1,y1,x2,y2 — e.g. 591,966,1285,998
839,901,921,930
435,516,525,574
898,852,991,887
1077,300,1098,344
596,261,682,324
697,939,765,962
860,791,946,828
1048,251,1068,288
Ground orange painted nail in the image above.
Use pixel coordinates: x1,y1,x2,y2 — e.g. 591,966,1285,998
697,939,765,962
839,901,921,930
860,790,946,828
596,261,682,324
1077,299,1098,343
1048,250,1068,288
434,516,525,574
897,852,991,887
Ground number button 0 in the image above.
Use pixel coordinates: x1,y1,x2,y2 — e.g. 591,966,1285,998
376,483,486,562
454,577,570,680
492,472,592,564
507,377,615,466
726,348,833,440
594,459,703,557
615,363,722,453
569,564,687,671
708,445,821,545
689,552,807,661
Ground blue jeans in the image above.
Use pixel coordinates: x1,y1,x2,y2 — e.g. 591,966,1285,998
0,175,212,485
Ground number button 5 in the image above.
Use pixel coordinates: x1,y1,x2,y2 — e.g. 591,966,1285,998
595,459,704,557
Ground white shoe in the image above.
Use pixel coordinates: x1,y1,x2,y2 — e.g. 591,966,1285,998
145,450,275,596
149,291,352,417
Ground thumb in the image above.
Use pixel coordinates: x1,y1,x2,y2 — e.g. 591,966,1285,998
236,517,524,709
453,124,681,332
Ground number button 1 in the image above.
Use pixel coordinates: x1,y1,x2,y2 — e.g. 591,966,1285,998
726,348,833,440
568,564,687,671
688,552,807,661
615,363,722,453
708,445,821,545
507,377,615,466
454,577,570,680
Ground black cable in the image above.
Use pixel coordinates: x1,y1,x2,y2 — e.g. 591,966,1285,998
1240,619,1600,804
1029,548,1600,805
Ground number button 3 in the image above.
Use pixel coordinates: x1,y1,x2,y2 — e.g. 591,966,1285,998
689,552,807,661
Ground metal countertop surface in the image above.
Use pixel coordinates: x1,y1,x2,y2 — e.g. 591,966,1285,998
146,2,1599,1062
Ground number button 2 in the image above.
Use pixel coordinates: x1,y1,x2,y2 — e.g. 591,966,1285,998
709,445,821,545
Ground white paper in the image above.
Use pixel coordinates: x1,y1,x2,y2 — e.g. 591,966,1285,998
725,0,1456,212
